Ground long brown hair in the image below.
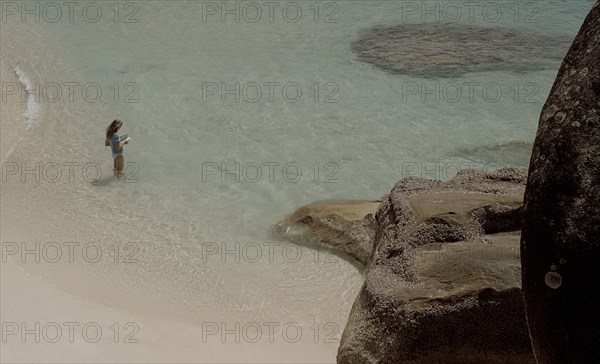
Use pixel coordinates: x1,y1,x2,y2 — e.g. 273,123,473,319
106,119,123,140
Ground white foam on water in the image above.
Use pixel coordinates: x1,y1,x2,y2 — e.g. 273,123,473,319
14,65,40,128
0,65,41,163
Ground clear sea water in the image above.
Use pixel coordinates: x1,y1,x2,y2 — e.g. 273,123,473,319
1,0,596,361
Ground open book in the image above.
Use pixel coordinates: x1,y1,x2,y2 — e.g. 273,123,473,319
120,133,131,143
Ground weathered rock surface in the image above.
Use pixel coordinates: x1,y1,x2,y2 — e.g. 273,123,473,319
351,23,572,77
275,200,380,267
521,2,600,362
336,168,536,363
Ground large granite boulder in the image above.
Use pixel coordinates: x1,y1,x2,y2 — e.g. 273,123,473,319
337,168,536,363
521,2,600,362
275,200,380,267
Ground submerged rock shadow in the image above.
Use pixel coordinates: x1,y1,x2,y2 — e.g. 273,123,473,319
351,23,573,78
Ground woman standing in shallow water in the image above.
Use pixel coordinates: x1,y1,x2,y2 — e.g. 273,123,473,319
105,119,129,175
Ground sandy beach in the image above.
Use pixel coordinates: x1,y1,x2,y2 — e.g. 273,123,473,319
0,51,339,362
1,246,337,363
2,53,182,363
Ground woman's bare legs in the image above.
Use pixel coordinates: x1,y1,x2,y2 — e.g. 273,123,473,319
115,155,125,176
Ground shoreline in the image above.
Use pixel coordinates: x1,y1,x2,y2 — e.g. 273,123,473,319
0,50,344,363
